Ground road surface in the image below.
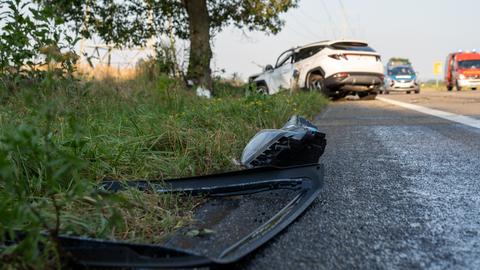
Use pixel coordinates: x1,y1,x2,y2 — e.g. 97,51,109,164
238,90,480,269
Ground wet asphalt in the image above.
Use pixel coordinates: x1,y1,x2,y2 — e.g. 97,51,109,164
237,96,480,269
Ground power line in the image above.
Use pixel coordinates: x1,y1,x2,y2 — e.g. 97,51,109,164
319,0,337,39
337,0,353,38
285,23,316,41
298,9,335,39
290,14,324,40
298,9,323,25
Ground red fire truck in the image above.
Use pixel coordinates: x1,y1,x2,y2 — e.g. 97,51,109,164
445,51,480,91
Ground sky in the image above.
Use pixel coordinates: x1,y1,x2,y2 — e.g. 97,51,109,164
2,0,479,81
212,0,480,81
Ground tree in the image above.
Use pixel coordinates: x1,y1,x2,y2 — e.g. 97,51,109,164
36,0,298,91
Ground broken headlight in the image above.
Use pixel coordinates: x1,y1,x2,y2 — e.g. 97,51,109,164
241,115,326,168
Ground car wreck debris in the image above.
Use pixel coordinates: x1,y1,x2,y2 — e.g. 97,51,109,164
6,116,326,268
241,115,326,168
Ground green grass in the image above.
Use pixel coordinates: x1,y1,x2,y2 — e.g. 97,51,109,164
0,74,327,268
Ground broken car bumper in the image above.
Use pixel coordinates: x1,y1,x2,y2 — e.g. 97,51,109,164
325,73,384,92
60,164,324,268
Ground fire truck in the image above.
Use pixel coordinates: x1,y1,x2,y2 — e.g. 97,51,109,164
445,51,480,91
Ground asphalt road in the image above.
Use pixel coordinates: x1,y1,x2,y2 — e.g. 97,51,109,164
238,90,480,269
379,90,480,119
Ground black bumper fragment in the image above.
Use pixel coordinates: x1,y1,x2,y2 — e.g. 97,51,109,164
60,164,324,268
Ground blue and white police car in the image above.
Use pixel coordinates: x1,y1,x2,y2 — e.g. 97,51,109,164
382,65,420,94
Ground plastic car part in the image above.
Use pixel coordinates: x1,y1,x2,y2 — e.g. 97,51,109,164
241,115,326,168
58,164,324,268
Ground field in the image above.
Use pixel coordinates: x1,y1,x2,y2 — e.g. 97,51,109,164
420,80,447,91
0,72,327,268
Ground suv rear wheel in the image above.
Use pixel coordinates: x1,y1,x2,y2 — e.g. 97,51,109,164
308,74,326,92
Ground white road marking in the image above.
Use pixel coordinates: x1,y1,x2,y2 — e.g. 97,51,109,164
377,97,480,129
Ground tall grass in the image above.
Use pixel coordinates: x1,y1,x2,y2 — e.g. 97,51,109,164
0,74,327,268
76,63,140,81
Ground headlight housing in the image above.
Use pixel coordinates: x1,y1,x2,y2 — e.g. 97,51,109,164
459,74,466,80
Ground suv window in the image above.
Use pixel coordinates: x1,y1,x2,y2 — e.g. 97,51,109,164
388,66,415,76
331,42,375,52
275,50,294,68
293,46,324,62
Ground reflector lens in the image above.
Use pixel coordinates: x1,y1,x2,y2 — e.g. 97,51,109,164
333,72,349,78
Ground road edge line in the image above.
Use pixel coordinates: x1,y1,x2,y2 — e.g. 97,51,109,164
377,97,480,129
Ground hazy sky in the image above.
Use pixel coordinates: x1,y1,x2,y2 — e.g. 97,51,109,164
212,0,480,81
3,0,478,80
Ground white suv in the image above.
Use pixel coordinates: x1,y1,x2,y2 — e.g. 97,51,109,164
249,40,384,99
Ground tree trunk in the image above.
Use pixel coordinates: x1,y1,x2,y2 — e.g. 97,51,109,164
183,0,213,92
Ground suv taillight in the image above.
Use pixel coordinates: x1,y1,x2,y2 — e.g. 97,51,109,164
333,72,349,78
329,54,348,60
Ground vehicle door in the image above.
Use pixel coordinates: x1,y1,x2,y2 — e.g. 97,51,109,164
451,55,458,83
271,50,295,93
444,54,452,83
292,46,325,87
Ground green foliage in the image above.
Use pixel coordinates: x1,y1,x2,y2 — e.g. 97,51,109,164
0,73,327,268
35,0,297,45
136,50,177,81
0,124,85,268
0,1,315,268
32,0,298,91
0,0,79,92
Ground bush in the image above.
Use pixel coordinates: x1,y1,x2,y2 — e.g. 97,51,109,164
0,0,78,93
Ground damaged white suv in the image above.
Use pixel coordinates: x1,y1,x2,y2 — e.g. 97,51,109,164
249,40,384,99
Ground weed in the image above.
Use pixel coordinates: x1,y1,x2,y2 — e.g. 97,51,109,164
0,1,328,267
0,74,327,268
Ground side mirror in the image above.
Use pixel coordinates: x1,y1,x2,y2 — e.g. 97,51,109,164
265,65,274,72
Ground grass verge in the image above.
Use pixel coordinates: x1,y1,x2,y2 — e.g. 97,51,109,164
0,75,327,268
